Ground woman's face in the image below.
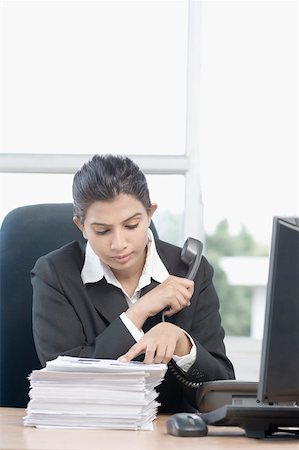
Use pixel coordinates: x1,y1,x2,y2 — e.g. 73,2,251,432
74,194,157,277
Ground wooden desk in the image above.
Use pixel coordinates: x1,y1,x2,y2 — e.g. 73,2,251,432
1,408,299,450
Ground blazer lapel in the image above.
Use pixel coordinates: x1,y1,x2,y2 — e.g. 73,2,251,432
86,279,128,324
140,279,159,296
86,277,165,330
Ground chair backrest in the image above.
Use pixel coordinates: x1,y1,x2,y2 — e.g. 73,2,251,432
0,203,158,407
0,203,85,407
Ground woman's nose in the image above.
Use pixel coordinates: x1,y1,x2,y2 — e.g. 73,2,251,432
110,230,127,251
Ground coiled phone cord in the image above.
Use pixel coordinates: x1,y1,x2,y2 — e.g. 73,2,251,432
162,310,201,389
168,359,202,389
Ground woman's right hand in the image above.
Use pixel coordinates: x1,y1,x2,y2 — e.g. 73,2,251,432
125,275,194,330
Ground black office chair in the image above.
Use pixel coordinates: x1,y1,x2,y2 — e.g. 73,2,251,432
0,203,158,407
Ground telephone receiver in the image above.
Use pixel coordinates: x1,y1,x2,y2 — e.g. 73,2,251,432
162,237,203,322
181,237,203,280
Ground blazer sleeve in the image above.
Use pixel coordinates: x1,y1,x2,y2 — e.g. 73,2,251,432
168,257,235,409
189,259,234,380
31,253,136,367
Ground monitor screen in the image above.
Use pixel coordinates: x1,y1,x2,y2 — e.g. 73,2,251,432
258,217,299,404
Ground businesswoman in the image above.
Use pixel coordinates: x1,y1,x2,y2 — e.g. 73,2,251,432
31,154,234,413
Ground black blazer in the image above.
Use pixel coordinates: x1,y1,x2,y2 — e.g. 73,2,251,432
31,238,235,413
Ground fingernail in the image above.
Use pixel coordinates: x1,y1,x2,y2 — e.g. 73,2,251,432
118,357,127,363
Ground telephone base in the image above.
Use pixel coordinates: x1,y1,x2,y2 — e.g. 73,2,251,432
195,380,299,439
196,380,258,413
200,404,299,439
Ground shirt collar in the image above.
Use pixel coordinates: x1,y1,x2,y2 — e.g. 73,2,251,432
81,228,169,286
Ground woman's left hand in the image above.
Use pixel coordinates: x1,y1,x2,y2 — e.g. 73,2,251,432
118,322,191,364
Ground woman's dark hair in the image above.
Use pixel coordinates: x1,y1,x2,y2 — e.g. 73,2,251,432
72,154,151,222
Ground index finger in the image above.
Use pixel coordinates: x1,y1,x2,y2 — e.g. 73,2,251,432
118,342,144,363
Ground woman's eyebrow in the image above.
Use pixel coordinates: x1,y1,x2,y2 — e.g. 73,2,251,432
90,213,142,227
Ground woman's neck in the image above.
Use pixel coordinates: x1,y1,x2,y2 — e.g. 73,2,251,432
112,249,147,298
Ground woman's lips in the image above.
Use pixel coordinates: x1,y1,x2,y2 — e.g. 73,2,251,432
114,253,132,263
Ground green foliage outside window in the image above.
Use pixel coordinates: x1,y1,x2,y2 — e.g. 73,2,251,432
155,212,268,337
205,220,268,336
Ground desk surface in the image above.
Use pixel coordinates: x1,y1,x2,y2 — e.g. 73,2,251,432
1,408,299,450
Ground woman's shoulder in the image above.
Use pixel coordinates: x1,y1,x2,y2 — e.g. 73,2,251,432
155,238,181,254
154,238,185,275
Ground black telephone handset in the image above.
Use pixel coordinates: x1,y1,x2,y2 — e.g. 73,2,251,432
162,237,203,322
181,237,203,280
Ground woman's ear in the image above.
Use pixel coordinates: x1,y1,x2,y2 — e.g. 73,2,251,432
148,203,158,222
73,216,87,239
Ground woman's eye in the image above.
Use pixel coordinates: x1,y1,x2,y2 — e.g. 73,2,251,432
95,230,109,235
125,223,139,230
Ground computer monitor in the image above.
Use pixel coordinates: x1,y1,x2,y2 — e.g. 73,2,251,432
258,216,299,404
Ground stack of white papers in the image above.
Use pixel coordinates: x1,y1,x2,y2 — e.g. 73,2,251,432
24,356,167,430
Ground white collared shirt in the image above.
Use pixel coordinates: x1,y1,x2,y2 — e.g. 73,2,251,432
81,229,196,371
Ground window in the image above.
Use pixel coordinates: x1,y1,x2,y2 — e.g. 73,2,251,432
198,0,297,380
0,0,192,246
1,1,188,155
1,2,297,380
